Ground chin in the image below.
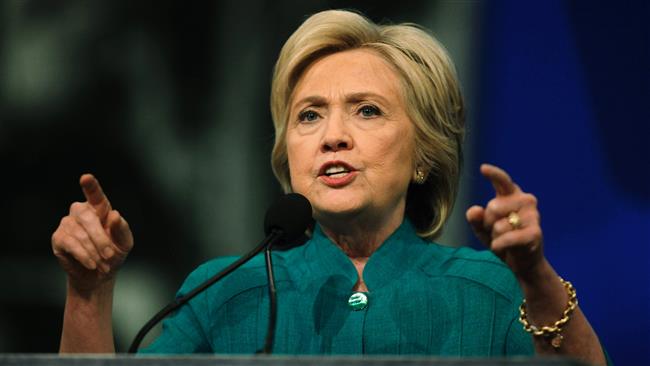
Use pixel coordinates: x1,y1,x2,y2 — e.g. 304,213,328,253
312,196,366,221
295,182,369,221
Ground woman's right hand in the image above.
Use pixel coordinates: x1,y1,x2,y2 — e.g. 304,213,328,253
51,174,134,292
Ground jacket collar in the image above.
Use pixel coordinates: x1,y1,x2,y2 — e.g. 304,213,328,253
299,219,429,292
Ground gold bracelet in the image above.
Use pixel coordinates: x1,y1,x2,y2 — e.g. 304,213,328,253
518,277,578,349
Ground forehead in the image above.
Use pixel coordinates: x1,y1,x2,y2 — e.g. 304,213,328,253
291,48,403,104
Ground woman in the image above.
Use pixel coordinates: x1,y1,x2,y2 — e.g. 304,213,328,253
52,9,607,364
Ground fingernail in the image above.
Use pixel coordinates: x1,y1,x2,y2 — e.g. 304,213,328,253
100,263,111,274
102,247,114,259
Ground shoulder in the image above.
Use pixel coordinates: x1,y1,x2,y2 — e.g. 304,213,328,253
180,255,266,294
177,249,299,307
417,243,522,303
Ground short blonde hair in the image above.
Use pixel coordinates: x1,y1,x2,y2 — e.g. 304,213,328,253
270,10,465,240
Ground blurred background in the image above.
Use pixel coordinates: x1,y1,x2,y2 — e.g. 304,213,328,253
0,0,647,364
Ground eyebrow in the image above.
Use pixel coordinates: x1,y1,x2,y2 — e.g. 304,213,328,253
345,92,390,106
292,96,328,111
291,92,391,111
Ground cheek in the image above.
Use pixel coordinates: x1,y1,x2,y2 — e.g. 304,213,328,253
394,124,417,167
365,128,415,178
286,132,313,188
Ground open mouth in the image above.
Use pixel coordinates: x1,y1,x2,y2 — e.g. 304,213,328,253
318,161,358,187
319,161,356,178
324,165,351,178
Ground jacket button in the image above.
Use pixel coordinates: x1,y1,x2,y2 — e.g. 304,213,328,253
348,292,368,311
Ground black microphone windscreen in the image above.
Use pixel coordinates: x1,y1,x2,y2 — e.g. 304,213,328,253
264,193,313,246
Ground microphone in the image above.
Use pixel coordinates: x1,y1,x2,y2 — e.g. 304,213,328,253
259,193,313,354
128,193,313,354
264,192,314,245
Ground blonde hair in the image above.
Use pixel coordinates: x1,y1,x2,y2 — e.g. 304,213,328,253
270,10,465,240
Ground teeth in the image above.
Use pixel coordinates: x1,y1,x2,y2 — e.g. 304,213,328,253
325,165,349,175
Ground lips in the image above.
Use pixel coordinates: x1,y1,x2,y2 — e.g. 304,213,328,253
318,161,356,176
318,160,358,187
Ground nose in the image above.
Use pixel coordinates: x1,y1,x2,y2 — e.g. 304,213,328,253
321,113,353,153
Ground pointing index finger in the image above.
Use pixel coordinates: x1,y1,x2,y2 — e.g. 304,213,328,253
480,163,519,196
80,173,112,221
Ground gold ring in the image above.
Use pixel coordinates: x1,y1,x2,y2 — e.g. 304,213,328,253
508,211,522,229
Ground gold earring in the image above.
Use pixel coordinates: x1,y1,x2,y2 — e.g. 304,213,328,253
414,168,426,184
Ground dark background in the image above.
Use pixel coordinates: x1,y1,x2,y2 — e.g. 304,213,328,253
0,0,647,364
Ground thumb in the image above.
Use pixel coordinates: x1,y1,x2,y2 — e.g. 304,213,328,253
106,210,134,253
466,205,490,246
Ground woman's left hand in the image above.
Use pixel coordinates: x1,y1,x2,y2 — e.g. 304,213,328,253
466,163,544,278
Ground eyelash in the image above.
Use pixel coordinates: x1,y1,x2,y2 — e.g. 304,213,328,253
298,109,320,123
296,104,383,123
357,104,382,118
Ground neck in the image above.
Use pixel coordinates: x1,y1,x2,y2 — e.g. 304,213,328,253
317,205,406,293
318,208,405,260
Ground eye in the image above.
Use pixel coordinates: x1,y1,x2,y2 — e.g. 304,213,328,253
298,109,320,123
358,105,382,118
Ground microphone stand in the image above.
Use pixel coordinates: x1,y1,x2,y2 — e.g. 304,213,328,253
127,229,285,354
259,233,279,354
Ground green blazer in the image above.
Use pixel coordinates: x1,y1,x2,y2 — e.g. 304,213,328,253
141,220,534,355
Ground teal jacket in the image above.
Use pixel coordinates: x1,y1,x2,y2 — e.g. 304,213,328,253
142,220,534,355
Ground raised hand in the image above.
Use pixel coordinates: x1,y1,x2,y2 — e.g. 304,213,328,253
51,174,134,292
466,164,544,277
